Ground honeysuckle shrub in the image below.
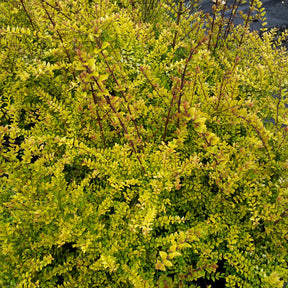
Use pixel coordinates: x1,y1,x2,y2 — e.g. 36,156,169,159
0,0,288,287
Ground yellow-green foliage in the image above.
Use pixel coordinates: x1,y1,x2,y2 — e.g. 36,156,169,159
1,0,288,287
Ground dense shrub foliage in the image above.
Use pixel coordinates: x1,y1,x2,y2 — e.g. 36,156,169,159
1,0,288,287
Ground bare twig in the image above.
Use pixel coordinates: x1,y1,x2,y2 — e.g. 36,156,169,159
172,0,184,49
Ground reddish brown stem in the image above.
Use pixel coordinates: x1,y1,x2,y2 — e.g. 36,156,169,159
20,0,37,31
176,35,204,127
89,83,107,148
41,0,73,21
172,0,184,49
97,45,143,148
273,208,288,225
41,1,76,81
163,91,177,142
223,0,241,39
238,0,255,47
84,63,146,173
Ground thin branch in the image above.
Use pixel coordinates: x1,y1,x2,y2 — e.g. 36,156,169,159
176,34,205,127
213,0,228,53
41,1,76,81
163,91,177,142
172,0,184,49
89,83,107,148
238,0,255,47
81,60,146,173
96,41,143,148
140,67,167,106
41,0,73,21
273,208,288,225
223,0,241,39
207,2,217,50
232,112,271,160
20,0,37,31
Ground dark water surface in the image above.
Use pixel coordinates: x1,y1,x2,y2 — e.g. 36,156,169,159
198,0,288,30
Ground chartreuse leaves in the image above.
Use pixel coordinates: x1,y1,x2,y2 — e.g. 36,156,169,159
0,0,288,287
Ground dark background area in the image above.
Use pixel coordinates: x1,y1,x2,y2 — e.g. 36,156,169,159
198,0,288,31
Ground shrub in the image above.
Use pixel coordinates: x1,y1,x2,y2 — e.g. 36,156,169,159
0,0,288,287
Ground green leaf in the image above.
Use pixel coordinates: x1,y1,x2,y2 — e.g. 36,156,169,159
169,251,182,259
163,260,173,267
155,260,166,271
87,58,96,71
98,74,109,82
159,251,167,260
